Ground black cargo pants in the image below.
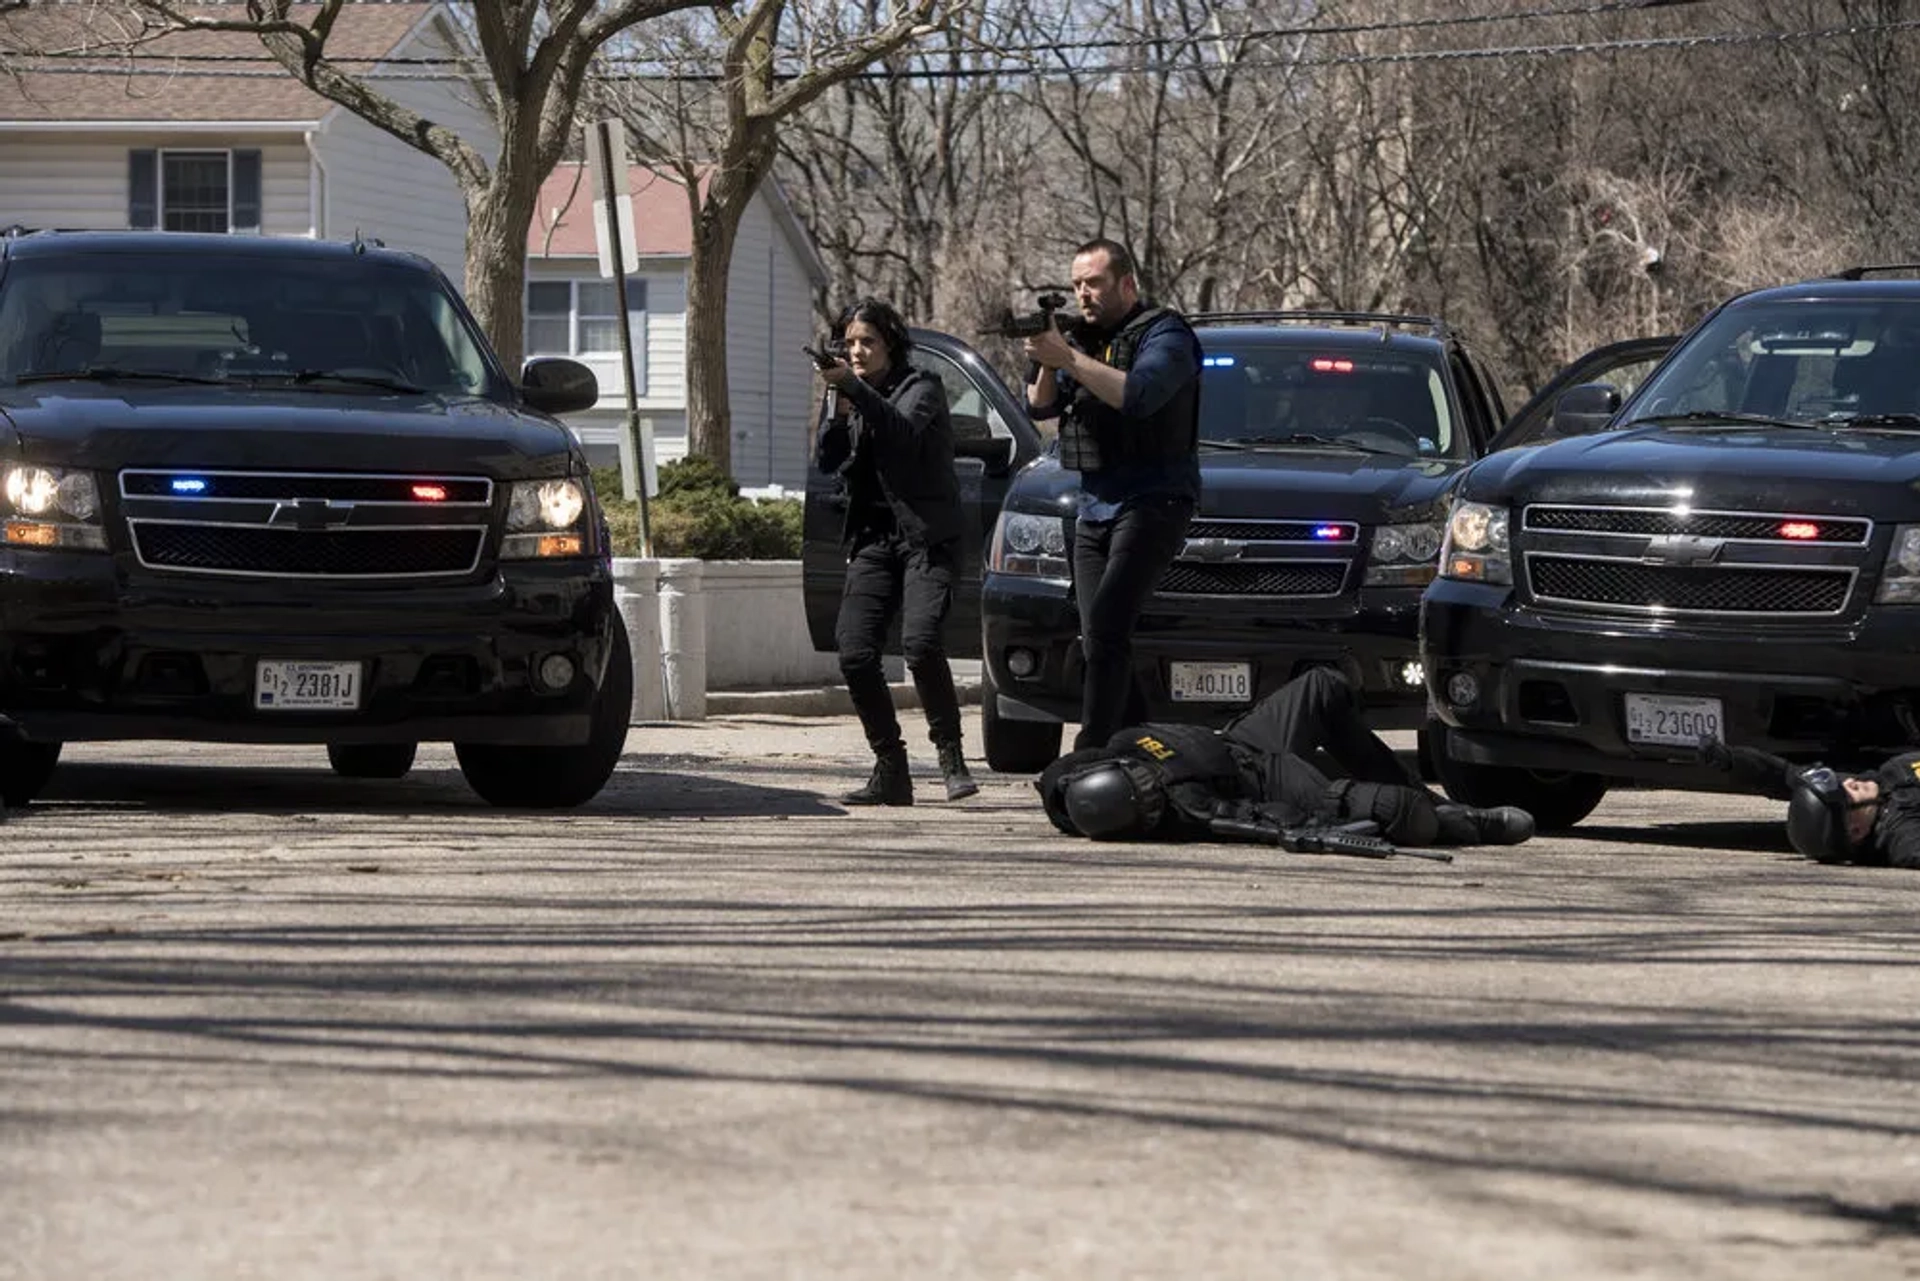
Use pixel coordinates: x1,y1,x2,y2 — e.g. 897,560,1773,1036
835,532,964,754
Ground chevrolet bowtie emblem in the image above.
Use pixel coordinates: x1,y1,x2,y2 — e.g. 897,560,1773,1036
1181,537,1242,561
1642,533,1723,565
270,499,355,530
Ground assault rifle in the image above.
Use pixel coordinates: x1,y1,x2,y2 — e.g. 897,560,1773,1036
980,291,1071,339
1208,817,1454,863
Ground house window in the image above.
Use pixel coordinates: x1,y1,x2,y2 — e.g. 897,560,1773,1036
128,149,263,234
525,277,648,389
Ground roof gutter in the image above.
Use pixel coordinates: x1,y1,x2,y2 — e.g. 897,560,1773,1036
0,120,320,132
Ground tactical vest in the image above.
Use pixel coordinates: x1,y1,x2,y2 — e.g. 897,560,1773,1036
1108,722,1249,834
1057,306,1201,474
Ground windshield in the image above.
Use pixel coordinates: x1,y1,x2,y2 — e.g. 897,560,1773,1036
0,250,502,397
1626,298,1920,427
1195,337,1460,459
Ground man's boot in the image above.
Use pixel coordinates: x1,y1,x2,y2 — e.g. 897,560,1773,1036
1436,802,1535,846
937,740,979,801
844,744,913,807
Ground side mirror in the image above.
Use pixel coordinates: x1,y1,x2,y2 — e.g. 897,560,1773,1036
955,434,1016,475
520,357,598,416
1549,382,1623,437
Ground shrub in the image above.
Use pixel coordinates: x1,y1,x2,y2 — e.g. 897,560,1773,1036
589,462,801,559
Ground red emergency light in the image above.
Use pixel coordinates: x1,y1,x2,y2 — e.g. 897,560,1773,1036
411,484,449,502
1778,521,1820,540
1310,358,1355,373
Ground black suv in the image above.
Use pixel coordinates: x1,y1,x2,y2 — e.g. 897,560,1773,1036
1421,268,1920,828
0,230,631,809
978,313,1567,772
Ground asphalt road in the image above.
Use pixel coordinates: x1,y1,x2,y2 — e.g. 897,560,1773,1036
3,714,1917,1281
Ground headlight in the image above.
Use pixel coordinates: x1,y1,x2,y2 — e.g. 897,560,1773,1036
2,464,105,550
1364,521,1443,587
502,477,592,560
1877,525,1920,602
989,511,1069,579
1438,500,1511,585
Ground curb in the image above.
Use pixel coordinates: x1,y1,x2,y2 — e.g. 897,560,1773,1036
706,679,984,717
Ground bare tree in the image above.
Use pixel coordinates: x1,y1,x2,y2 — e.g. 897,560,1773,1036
118,0,711,369
599,0,963,471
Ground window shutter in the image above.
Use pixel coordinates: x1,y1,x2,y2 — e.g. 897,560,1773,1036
128,150,158,229
231,149,263,232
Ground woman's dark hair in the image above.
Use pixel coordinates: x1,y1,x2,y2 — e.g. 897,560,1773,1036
832,297,913,362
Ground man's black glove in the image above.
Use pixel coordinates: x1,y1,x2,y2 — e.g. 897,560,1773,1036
1697,734,1735,772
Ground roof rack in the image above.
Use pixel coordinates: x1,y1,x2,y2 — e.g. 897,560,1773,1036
1827,263,1920,281
1,224,37,239
1184,309,1448,342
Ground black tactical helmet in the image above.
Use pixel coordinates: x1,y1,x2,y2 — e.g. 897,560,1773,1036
1786,765,1856,863
1062,760,1160,840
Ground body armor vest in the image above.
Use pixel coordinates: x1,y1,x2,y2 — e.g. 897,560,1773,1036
1057,306,1201,474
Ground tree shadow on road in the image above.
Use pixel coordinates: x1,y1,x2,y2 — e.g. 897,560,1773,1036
1564,819,1792,854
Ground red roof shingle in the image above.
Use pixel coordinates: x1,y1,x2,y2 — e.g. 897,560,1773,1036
0,3,434,123
528,162,698,259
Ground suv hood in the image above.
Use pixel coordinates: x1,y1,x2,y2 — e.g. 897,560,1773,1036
1466,424,1920,514
0,384,576,479
1011,450,1464,521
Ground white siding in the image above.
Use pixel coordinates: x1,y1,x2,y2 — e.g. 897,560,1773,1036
0,134,309,235
724,196,819,489
309,22,497,284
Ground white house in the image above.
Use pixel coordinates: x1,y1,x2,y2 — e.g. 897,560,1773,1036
0,3,494,284
526,163,830,489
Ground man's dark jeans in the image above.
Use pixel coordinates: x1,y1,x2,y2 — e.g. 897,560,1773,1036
1071,494,1194,750
836,533,963,754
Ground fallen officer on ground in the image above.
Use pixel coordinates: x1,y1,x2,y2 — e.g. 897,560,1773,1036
1697,735,1920,868
1036,668,1535,858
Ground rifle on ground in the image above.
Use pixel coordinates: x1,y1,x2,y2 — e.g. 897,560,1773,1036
1208,817,1454,863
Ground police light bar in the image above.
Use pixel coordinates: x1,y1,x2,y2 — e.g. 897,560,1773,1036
1779,521,1820,540
411,484,449,502
1310,358,1355,373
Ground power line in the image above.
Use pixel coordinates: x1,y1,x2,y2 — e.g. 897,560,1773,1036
8,17,1915,83
8,0,1712,67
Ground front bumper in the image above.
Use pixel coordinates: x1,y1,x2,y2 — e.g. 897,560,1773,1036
0,548,615,745
982,570,1431,730
1421,577,1920,777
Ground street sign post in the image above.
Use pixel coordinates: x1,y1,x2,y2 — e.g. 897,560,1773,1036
585,117,654,555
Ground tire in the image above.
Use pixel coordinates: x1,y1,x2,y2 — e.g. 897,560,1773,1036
326,742,417,780
455,616,633,808
1427,719,1609,831
980,666,1063,774
1,737,61,808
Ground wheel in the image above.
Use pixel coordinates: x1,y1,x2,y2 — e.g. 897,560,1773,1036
326,742,417,779
1414,722,1441,783
455,616,633,808
1427,720,1608,830
1,737,61,808
981,666,1062,773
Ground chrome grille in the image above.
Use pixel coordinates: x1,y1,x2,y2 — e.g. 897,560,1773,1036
118,469,493,580
1184,518,1358,543
1528,555,1852,615
1524,504,1870,544
1157,562,1347,597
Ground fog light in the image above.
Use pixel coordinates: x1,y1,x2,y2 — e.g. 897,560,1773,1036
537,653,576,690
1399,661,1424,688
1445,671,1480,709
1005,647,1039,679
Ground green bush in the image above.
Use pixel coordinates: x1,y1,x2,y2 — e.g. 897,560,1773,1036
590,462,802,560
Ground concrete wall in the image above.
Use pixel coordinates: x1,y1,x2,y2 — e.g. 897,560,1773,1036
698,560,846,690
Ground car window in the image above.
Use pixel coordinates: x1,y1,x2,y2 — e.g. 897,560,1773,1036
1197,338,1461,459
1528,352,1664,443
910,346,1012,445
1630,299,1920,423
0,251,501,398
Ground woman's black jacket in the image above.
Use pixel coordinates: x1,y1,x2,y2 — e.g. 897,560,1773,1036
814,365,964,549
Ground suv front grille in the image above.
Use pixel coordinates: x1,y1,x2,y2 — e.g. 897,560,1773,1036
132,524,484,578
1528,555,1853,615
1525,504,1870,544
118,469,494,580
1157,562,1347,597
1184,518,1358,543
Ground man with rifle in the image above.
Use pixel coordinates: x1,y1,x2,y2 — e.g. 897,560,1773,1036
1037,668,1537,859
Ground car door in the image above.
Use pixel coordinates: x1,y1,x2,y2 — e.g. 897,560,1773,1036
1490,336,1678,451
801,328,1042,655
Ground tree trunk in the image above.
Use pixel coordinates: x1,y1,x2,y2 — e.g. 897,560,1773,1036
685,206,740,473
463,179,538,373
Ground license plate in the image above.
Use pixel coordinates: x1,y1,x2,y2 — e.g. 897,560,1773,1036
255,660,363,711
1169,661,1253,703
1624,692,1723,747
